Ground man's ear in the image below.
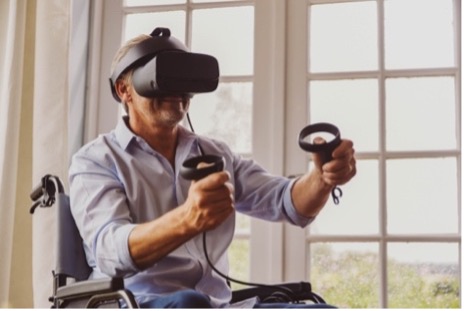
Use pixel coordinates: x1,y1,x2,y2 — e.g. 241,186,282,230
115,79,132,103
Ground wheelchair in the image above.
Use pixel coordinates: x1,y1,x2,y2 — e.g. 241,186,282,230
30,174,326,308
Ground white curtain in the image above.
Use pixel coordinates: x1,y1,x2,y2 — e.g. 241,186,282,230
32,0,71,308
0,0,84,307
0,0,31,307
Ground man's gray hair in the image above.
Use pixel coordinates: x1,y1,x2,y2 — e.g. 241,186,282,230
111,34,151,112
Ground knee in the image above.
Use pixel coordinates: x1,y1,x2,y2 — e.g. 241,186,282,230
175,290,212,308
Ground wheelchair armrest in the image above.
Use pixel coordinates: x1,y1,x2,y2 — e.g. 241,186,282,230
231,282,324,304
55,277,138,308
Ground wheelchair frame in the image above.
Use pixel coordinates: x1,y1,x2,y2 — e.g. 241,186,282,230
30,174,326,308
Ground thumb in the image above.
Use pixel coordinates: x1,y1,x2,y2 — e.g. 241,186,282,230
197,162,214,169
311,137,327,170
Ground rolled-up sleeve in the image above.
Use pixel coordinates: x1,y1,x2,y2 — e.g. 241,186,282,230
282,178,314,228
224,146,314,228
69,151,139,277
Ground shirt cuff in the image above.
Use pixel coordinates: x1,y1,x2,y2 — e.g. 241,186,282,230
100,224,140,276
112,223,140,274
283,178,315,228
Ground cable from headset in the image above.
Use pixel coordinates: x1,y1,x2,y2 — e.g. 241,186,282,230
201,229,300,301
186,113,205,155
183,113,298,301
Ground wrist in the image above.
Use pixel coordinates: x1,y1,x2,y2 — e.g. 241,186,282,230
311,169,333,194
178,202,202,236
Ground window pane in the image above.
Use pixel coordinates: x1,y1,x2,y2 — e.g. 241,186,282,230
235,213,250,234
192,6,254,76
388,243,460,308
124,11,186,41
309,2,378,73
125,0,185,6
308,160,379,235
387,158,458,234
228,239,250,290
309,243,380,308
310,79,379,152
386,77,456,151
189,82,252,154
384,0,455,69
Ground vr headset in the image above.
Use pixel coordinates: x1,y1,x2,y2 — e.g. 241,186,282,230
109,27,220,102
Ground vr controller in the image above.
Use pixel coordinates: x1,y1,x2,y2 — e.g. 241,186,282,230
298,122,343,204
109,27,219,102
298,123,341,164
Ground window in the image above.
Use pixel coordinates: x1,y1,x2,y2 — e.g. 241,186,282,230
285,0,460,308
91,0,460,307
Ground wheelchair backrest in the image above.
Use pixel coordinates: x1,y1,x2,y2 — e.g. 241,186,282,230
55,193,92,281
30,175,92,285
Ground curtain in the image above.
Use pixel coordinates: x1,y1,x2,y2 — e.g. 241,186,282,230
69,0,90,157
0,0,31,307
31,0,71,308
0,0,86,307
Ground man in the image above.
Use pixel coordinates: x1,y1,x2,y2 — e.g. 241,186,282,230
69,28,356,308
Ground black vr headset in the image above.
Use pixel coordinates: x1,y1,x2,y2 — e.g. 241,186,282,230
109,27,220,102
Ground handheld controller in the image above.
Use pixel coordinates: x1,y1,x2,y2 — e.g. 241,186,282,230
298,122,343,204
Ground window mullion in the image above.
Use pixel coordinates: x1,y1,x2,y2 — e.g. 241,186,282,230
376,0,388,308
282,0,309,283
250,0,286,284
452,0,462,296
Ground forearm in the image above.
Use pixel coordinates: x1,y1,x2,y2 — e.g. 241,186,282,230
128,205,197,270
128,171,234,270
291,169,333,218
291,139,357,218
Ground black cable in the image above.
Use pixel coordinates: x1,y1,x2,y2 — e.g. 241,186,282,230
186,112,205,156
201,231,297,299
186,113,298,301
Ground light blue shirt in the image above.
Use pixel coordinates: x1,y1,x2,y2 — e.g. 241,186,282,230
69,117,313,307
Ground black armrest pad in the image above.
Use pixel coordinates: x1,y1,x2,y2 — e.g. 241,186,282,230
55,277,125,299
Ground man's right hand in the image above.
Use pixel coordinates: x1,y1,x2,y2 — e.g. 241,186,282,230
182,170,235,233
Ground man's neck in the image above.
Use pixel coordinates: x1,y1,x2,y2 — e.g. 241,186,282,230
129,119,179,168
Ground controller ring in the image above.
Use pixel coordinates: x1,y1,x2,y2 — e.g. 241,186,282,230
180,155,225,181
298,122,341,154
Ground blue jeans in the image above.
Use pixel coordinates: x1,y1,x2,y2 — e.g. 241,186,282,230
139,290,212,308
139,290,336,308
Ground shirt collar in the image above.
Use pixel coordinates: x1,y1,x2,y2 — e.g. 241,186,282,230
114,116,201,156
175,124,202,161
115,116,136,150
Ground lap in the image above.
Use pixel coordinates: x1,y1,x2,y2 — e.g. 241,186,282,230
138,290,336,309
139,289,213,308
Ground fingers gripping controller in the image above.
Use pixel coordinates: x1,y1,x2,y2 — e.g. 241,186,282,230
298,122,343,205
180,155,225,181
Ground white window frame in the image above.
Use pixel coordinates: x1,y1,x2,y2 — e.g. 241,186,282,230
284,0,461,308
85,0,461,306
